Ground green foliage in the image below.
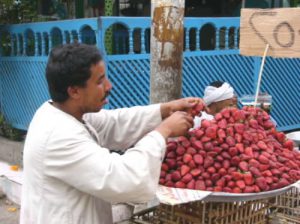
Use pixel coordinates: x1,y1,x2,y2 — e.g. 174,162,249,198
0,114,25,141
0,0,38,24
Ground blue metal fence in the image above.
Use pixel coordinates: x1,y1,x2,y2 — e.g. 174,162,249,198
0,17,299,131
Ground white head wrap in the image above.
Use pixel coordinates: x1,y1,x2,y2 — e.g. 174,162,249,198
203,82,234,106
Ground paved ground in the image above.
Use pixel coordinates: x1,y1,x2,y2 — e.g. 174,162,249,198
0,191,20,224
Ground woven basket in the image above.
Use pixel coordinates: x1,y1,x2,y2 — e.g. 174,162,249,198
269,187,300,224
132,198,273,224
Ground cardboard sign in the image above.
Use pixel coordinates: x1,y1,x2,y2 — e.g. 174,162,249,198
240,8,300,58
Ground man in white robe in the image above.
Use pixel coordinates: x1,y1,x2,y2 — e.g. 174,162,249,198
194,81,237,128
20,43,202,224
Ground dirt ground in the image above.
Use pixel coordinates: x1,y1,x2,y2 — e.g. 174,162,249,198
0,191,20,224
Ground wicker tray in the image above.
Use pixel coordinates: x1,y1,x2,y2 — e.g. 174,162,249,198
269,187,300,224
132,198,272,224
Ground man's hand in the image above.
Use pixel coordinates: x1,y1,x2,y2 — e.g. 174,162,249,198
160,97,206,119
155,111,194,139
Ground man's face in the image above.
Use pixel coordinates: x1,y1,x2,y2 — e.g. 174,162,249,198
210,97,237,114
79,61,112,113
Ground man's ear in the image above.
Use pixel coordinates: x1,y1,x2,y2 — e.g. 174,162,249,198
67,86,81,100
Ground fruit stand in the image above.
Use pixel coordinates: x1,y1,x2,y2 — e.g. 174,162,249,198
130,105,300,224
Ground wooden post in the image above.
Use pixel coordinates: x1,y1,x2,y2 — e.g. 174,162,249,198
150,0,185,104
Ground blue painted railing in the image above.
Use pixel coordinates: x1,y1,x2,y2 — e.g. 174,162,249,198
0,17,299,131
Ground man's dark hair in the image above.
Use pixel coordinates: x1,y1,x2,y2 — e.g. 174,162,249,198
209,80,224,88
46,43,102,102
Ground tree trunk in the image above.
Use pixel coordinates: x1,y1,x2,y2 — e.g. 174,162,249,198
150,0,185,104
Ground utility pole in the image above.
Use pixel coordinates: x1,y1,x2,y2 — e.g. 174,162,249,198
150,0,185,103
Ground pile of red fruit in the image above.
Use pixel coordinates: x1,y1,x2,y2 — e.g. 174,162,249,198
160,106,300,193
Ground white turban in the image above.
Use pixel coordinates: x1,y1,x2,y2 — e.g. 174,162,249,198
203,82,234,106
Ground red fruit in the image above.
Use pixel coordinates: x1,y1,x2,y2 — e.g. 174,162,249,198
265,177,273,184
171,171,181,181
218,168,227,176
182,173,193,184
244,173,254,185
214,186,223,192
263,120,275,129
226,136,236,147
217,129,226,139
183,153,193,163
161,163,168,171
193,154,204,165
204,142,214,151
232,187,242,193
228,181,235,188
190,168,201,177
277,178,290,188
192,140,203,150
203,156,214,168
221,108,231,118
231,156,240,166
187,179,195,189
195,180,206,190
228,167,237,174
176,145,185,155
226,127,235,137
211,173,221,183
202,172,211,179
207,167,216,174
221,151,231,159
166,151,176,159
249,159,260,168
216,178,226,187
257,141,268,150
229,147,238,157
234,123,245,134
201,119,211,129
233,110,246,121
218,119,227,129
195,129,205,139
235,133,243,143
181,140,191,148
221,143,229,150
216,155,224,162
167,142,177,151
256,177,268,191
215,113,223,121
243,131,253,141
201,136,211,143
259,164,270,171
186,147,197,155
222,160,231,169
205,126,217,139
240,154,252,161
235,143,244,153
180,165,190,176
159,178,165,185
249,166,262,177
249,119,258,129
232,172,243,180
244,186,255,193
275,132,286,143
160,170,166,178
188,160,196,169
262,170,272,177
223,187,233,193
165,181,174,187
271,169,281,176
213,146,222,154
283,140,294,150
214,162,222,170
205,179,213,187
166,159,176,169
175,181,186,189
244,147,254,158
258,155,269,164
236,180,246,189
239,161,249,172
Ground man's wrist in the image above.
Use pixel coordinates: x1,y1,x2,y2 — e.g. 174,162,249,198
160,102,172,120
155,125,172,139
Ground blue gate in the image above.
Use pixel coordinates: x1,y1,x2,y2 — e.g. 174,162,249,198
0,17,299,131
